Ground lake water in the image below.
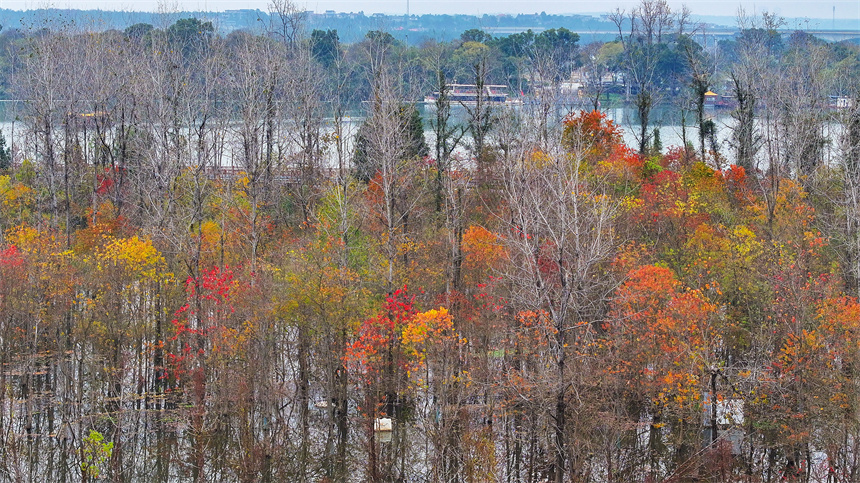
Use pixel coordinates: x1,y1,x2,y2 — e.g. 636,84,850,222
0,103,846,170
606,106,733,152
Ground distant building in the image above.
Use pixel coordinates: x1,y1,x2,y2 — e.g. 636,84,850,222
704,90,718,108
830,95,855,109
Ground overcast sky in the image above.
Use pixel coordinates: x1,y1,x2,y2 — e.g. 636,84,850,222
6,0,860,24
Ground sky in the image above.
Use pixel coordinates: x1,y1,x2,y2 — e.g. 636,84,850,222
5,0,860,24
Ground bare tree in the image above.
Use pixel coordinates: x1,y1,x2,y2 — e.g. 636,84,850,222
421,39,466,211
282,42,326,225
610,0,677,156
780,32,830,184
525,47,570,150
500,115,620,483
15,27,69,236
227,31,284,267
674,7,717,162
820,61,860,298
581,41,609,112
731,11,792,235
455,40,496,177
268,0,307,47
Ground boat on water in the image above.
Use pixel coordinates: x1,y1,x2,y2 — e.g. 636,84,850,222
424,84,521,108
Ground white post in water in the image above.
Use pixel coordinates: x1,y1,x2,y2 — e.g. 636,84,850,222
374,418,393,444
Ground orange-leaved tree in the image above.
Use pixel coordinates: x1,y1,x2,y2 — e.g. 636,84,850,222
607,264,722,478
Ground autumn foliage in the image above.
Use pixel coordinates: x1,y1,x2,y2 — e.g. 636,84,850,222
1,98,859,481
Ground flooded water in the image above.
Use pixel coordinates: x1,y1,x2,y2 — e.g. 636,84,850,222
0,102,846,170
606,106,734,152
606,106,846,167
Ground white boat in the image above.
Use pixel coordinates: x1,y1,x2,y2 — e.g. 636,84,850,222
424,84,521,108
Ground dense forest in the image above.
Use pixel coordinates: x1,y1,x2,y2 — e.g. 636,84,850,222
0,0,859,481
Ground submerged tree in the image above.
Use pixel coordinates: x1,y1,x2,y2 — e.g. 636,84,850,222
611,0,677,157
501,111,621,483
